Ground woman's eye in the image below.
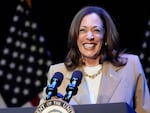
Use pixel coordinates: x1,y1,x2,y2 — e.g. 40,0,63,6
79,29,86,32
94,29,100,32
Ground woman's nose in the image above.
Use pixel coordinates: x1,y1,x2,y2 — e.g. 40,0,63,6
87,32,94,40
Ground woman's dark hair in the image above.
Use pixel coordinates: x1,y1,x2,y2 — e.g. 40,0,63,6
64,5,127,70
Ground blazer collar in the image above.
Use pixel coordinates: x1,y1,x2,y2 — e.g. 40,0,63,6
97,62,124,103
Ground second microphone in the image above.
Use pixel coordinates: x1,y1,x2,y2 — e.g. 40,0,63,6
63,70,83,103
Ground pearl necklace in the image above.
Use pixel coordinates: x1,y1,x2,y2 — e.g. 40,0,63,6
83,65,102,79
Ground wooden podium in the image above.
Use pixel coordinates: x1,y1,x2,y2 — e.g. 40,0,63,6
0,102,136,113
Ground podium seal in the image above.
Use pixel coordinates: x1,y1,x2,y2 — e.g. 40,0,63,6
34,99,75,113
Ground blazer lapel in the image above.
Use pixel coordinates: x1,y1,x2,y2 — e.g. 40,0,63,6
97,62,123,103
74,78,92,104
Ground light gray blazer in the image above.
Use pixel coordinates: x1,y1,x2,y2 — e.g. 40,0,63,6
40,54,150,113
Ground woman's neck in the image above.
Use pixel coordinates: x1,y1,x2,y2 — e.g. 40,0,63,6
83,57,100,66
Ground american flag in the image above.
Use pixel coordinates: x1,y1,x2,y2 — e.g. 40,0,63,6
0,0,52,107
139,19,150,90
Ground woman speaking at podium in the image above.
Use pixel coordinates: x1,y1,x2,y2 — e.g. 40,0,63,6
39,5,150,113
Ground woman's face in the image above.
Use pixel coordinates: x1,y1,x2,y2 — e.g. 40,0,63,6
77,13,104,59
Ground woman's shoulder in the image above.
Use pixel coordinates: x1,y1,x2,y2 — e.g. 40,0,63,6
121,53,139,59
47,63,67,79
50,62,66,70
121,53,141,64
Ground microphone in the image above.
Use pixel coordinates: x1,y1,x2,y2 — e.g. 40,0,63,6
46,72,64,100
63,70,83,103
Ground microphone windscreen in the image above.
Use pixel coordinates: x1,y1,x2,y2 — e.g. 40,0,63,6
51,72,64,87
71,70,83,86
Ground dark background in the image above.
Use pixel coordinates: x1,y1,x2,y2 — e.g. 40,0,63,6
0,0,150,63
